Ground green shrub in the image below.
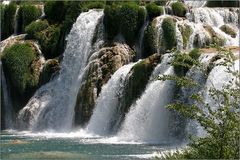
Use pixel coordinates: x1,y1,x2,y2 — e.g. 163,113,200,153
162,17,176,50
1,43,38,95
25,20,49,39
207,1,239,7
154,0,168,6
83,1,106,9
44,1,67,23
189,48,201,60
35,25,61,59
143,25,157,58
18,4,41,33
103,4,121,41
119,3,145,44
146,3,164,20
171,2,186,17
1,3,17,40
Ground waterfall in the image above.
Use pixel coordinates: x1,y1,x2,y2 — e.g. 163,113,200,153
135,8,148,60
86,63,136,136
14,7,19,35
175,21,184,50
185,0,207,8
17,10,103,132
1,61,14,129
118,54,176,143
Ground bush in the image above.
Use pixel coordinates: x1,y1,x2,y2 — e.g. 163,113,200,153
171,2,186,17
162,17,176,50
189,48,201,60
154,0,168,6
44,1,67,23
1,3,17,40
25,20,49,39
18,4,41,33
143,25,157,58
146,3,164,20
103,4,121,40
1,43,38,95
83,1,106,9
35,25,61,59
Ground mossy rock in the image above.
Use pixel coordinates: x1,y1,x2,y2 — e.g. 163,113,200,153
25,20,49,39
171,2,186,17
75,43,134,126
178,24,192,49
193,33,211,48
18,4,41,33
204,25,226,46
1,3,17,40
35,25,61,59
162,17,176,50
143,24,157,58
39,59,60,85
1,42,42,111
220,24,237,38
146,3,164,20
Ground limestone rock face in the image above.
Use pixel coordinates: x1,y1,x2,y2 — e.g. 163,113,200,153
74,43,134,126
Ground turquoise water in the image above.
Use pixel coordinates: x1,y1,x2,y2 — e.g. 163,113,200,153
0,130,177,160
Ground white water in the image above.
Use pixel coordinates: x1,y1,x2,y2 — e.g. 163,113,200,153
14,7,19,35
1,61,14,129
118,54,175,143
86,63,136,136
17,10,103,132
185,0,206,8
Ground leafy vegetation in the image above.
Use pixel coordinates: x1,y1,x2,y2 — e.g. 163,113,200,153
143,24,157,58
162,17,176,50
1,3,17,40
1,43,38,95
18,4,41,33
146,3,164,20
158,47,240,159
44,1,67,24
171,1,186,17
25,20,49,39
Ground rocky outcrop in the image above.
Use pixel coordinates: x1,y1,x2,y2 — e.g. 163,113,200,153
220,24,237,38
74,43,134,126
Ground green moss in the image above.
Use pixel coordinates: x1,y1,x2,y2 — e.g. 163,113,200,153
1,43,38,95
18,4,41,33
146,3,164,20
220,25,237,38
1,3,17,40
178,24,192,49
189,48,201,60
162,17,176,50
171,2,186,17
205,25,226,46
35,25,61,59
25,20,49,39
143,24,157,58
44,1,67,23
206,1,239,7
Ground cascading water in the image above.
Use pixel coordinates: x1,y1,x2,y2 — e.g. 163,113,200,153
118,54,176,143
14,7,19,35
86,63,136,136
185,0,207,8
1,61,14,129
17,10,103,132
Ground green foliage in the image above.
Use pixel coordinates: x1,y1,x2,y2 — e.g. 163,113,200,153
146,3,164,20
207,1,239,7
35,25,61,59
18,4,41,33
154,0,168,6
83,1,106,9
171,1,186,17
25,20,49,39
44,1,67,23
103,4,121,40
162,17,176,50
143,24,157,58
220,25,237,38
1,3,17,40
159,47,240,159
1,43,38,95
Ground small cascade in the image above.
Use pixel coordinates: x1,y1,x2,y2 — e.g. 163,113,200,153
175,21,184,50
14,7,19,35
86,63,137,136
17,10,104,132
135,8,148,60
155,15,168,54
185,0,207,8
39,5,45,19
118,54,176,143
1,61,14,129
